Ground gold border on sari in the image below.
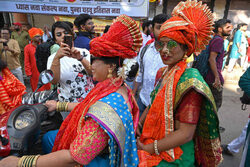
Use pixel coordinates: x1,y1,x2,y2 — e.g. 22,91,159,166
158,65,182,160
174,77,217,112
87,101,126,154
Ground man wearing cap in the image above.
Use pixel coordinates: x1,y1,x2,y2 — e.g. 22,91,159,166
24,27,50,92
11,22,30,73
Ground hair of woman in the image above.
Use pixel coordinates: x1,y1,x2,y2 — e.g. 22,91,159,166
0,59,7,70
51,21,73,41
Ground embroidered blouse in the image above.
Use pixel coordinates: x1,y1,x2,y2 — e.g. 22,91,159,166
175,90,203,124
70,117,109,165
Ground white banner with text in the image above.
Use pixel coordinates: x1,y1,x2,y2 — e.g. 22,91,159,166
0,0,148,17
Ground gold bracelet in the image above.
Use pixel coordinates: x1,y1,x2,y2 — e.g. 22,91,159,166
18,155,40,167
32,155,40,167
56,102,69,112
18,156,26,167
59,102,63,112
154,140,160,155
58,102,62,112
18,155,27,167
25,156,34,167
61,102,66,111
56,101,60,112
65,102,69,111
18,155,34,167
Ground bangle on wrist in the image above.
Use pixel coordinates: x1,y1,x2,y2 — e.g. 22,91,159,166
56,101,60,111
65,102,69,111
56,102,69,112
154,140,160,155
18,155,40,167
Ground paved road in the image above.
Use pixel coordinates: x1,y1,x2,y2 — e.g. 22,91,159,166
219,69,249,167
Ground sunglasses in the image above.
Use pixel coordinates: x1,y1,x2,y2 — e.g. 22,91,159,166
55,31,69,37
156,40,178,52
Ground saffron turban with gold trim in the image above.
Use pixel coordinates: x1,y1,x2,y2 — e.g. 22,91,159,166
90,15,142,59
159,0,214,56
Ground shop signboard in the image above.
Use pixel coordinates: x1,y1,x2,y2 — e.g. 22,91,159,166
0,0,148,17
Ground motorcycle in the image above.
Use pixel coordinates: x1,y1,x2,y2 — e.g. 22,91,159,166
0,70,62,158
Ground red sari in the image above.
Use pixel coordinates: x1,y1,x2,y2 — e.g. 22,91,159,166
0,68,26,114
53,78,139,151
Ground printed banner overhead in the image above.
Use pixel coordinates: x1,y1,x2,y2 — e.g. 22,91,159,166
0,0,148,17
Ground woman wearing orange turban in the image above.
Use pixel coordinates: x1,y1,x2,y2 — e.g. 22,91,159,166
0,15,141,167
136,0,223,166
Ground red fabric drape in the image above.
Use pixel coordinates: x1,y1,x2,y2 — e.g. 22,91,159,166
0,68,26,114
138,61,187,166
53,77,139,151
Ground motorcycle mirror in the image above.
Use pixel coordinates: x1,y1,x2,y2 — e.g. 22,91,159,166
35,70,54,92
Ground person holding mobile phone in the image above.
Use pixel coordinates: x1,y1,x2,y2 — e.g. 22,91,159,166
0,14,142,167
0,27,25,84
47,22,94,105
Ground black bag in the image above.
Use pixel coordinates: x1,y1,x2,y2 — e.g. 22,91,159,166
139,44,150,84
240,92,250,110
192,36,222,78
35,39,55,73
240,92,250,104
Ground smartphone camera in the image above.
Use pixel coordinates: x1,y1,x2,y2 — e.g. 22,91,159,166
64,35,73,49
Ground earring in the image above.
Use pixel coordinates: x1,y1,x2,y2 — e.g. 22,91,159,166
183,53,188,60
107,68,113,78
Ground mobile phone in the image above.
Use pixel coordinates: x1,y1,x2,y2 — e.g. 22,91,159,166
64,35,73,49
3,42,8,46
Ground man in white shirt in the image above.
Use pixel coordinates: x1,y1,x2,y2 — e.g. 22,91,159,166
133,14,169,116
141,20,152,48
42,25,52,42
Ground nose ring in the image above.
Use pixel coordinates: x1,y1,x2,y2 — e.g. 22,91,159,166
166,48,169,54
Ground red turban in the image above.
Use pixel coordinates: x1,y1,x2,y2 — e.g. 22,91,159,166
28,27,44,39
90,15,142,59
159,0,214,56
13,22,22,27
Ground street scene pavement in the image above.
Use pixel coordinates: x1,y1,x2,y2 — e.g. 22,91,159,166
219,67,249,167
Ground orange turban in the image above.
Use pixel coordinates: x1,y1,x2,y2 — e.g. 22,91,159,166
90,15,142,59
159,0,214,56
28,27,44,39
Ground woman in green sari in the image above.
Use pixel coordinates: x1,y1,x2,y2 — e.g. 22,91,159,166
136,0,223,166
239,67,250,167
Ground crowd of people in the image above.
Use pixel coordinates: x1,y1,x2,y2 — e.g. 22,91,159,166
0,0,249,166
